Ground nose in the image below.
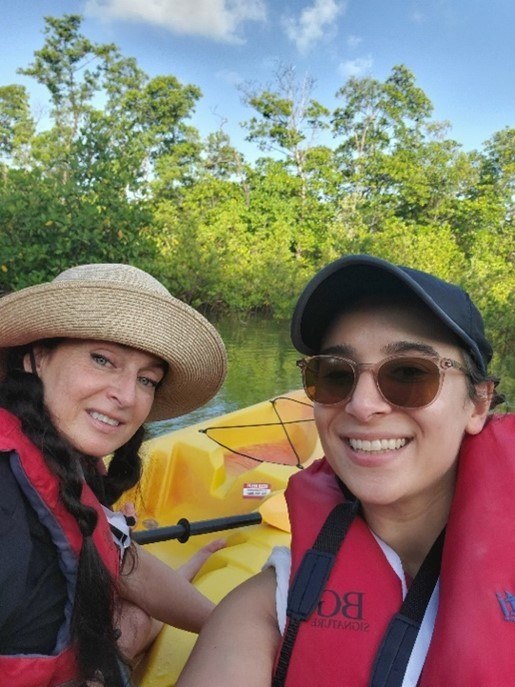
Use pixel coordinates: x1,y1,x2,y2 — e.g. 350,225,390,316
108,371,138,407
344,369,392,421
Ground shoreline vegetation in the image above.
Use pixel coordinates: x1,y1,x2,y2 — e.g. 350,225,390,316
1,15,513,404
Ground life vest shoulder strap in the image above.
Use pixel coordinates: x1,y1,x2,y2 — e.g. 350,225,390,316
273,499,359,686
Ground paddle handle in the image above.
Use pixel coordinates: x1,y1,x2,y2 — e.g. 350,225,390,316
132,512,263,545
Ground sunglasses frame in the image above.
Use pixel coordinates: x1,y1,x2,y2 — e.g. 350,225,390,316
297,354,469,409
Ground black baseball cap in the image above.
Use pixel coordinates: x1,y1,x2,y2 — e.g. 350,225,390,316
291,254,492,374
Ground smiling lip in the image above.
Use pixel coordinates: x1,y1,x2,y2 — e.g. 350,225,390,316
348,437,408,452
88,410,122,427
343,436,411,468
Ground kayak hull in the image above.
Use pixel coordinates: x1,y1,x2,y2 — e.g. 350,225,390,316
116,390,321,685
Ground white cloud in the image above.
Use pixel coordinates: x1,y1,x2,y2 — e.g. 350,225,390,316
339,55,373,78
85,0,267,44
411,11,425,24
346,34,362,49
216,68,244,87
282,0,346,54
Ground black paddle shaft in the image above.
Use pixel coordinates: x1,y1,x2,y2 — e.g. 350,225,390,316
132,512,263,545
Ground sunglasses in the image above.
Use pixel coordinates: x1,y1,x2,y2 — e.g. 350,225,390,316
297,354,468,409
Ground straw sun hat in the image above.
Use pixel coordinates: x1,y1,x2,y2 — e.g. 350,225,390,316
0,264,227,421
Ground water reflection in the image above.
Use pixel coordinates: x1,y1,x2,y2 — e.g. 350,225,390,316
149,313,302,436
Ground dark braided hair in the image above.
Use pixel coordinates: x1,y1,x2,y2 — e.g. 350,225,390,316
81,427,145,508
1,343,147,685
104,426,145,507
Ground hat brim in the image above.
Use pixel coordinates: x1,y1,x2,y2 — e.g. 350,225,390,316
0,280,227,421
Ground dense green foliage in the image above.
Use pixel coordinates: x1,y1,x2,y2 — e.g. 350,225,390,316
0,15,513,403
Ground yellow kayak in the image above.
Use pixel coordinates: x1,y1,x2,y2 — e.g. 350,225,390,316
116,389,321,686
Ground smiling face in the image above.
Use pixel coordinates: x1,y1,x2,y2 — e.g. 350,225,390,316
26,339,166,458
313,301,490,515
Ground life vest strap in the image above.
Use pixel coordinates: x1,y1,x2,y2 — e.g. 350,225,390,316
273,499,359,686
370,527,445,687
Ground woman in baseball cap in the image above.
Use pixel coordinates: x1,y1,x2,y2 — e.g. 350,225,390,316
178,254,511,687
0,263,227,686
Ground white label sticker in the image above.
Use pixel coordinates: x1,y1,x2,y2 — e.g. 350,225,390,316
243,482,272,499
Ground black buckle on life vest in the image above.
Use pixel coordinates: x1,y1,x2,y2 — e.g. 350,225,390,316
370,527,445,687
370,613,421,687
287,549,336,620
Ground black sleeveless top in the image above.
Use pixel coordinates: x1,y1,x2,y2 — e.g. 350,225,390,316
0,455,67,654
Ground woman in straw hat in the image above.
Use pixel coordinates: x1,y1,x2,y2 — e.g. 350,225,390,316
177,254,512,687
0,263,227,686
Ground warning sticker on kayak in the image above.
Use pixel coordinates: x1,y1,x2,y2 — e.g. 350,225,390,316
243,482,272,499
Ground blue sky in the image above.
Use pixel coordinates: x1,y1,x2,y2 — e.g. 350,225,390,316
2,0,513,159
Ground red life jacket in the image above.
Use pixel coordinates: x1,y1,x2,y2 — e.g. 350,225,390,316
0,409,119,687
280,414,515,686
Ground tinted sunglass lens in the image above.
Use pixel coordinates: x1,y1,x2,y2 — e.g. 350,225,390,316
304,357,355,404
378,357,440,407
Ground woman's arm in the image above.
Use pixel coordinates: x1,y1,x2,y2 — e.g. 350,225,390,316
177,567,281,687
117,544,215,633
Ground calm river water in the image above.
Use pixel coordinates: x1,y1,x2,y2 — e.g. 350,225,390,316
148,313,302,436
